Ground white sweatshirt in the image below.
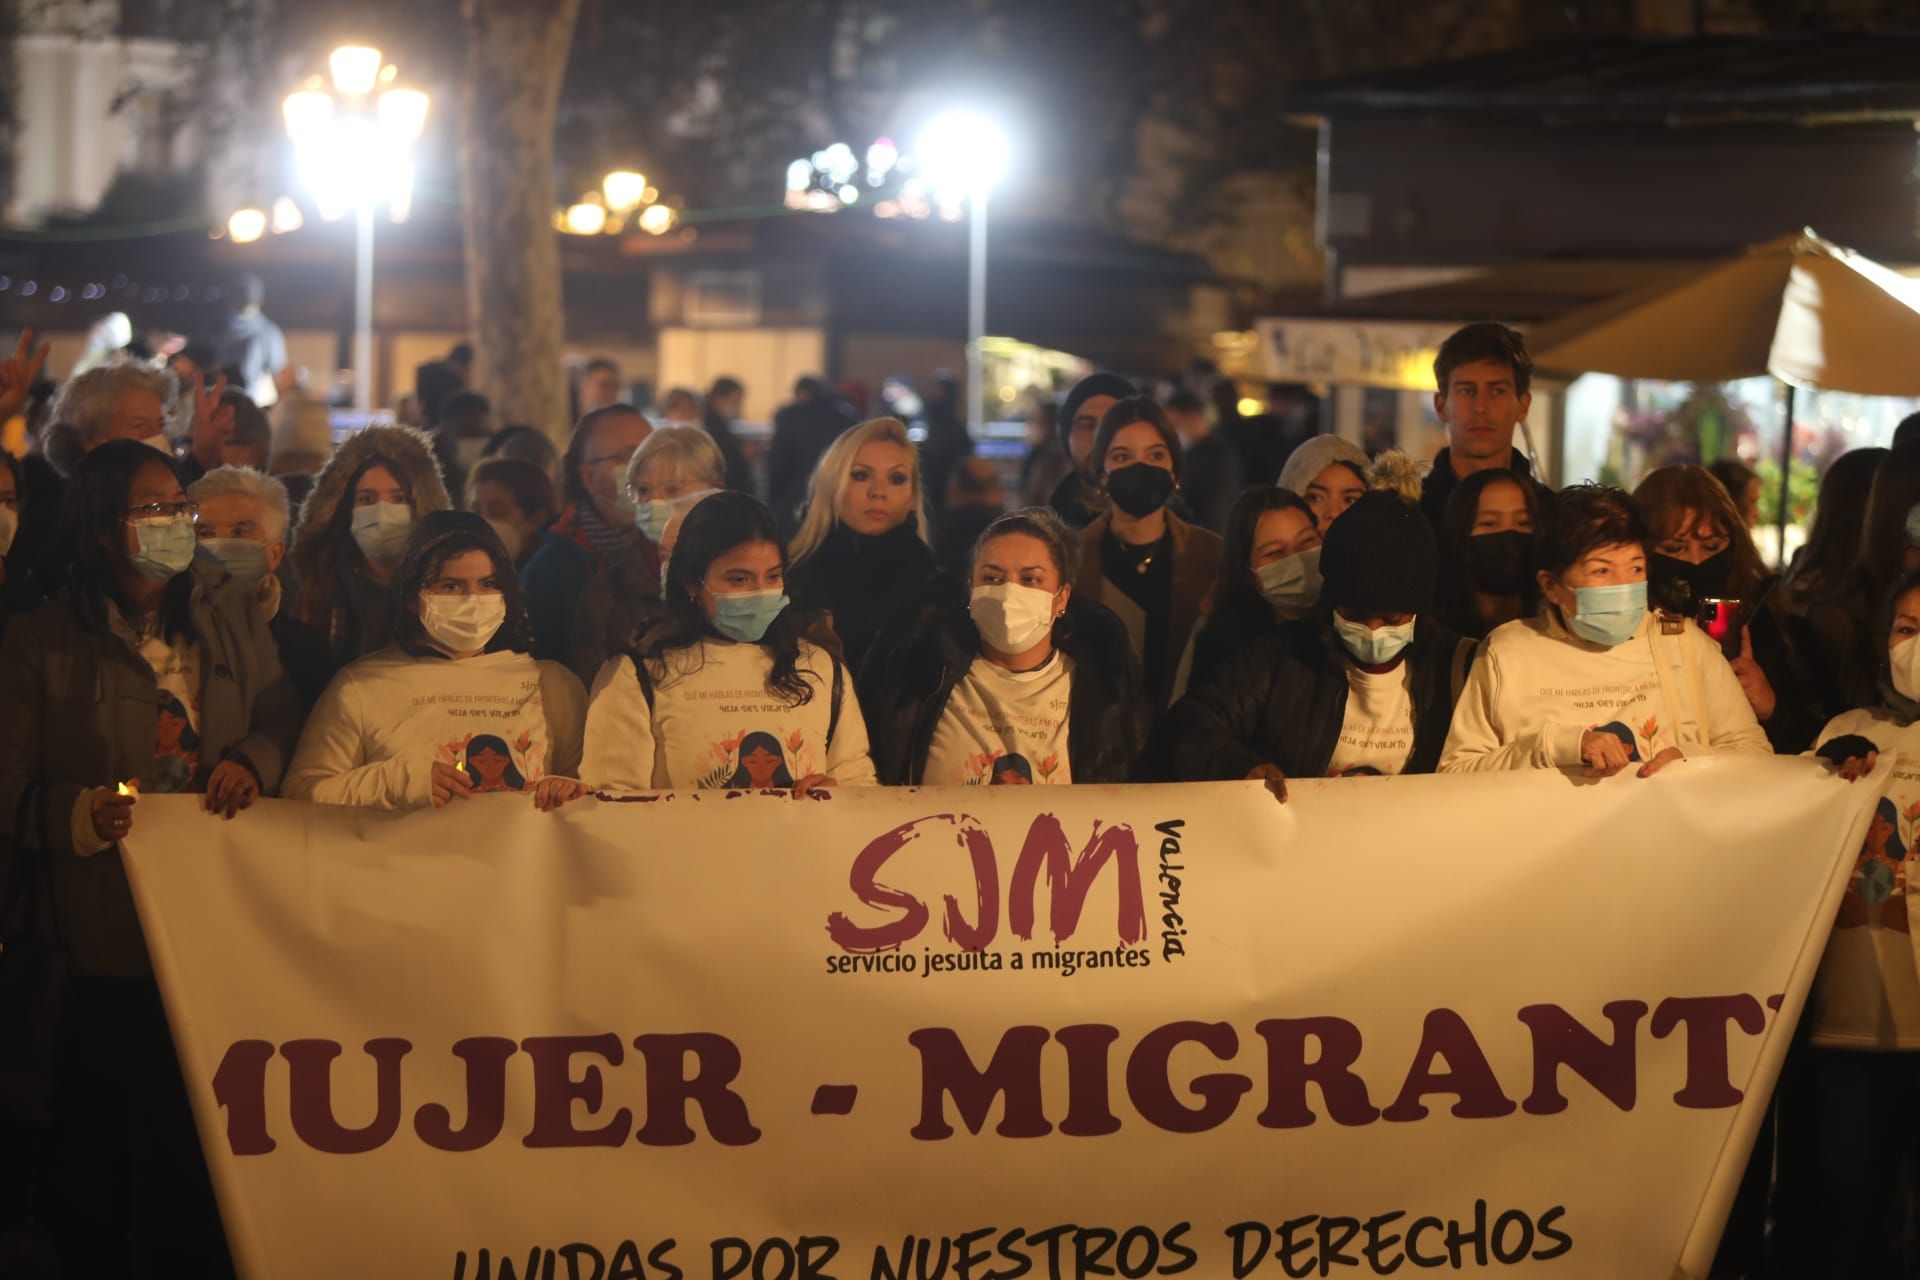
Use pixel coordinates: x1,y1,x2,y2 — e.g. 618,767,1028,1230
1439,610,1769,773
582,638,876,790
1808,708,1920,1049
284,648,586,809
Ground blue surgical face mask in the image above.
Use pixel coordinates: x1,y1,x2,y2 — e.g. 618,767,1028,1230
350,501,413,564
710,588,789,643
1332,611,1416,666
1254,547,1323,617
635,498,674,543
128,515,197,582
1568,579,1648,647
198,537,271,588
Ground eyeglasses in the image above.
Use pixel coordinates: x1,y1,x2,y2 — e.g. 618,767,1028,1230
127,501,199,522
586,449,638,471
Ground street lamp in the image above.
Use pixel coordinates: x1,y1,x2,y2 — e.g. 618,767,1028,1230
916,110,1009,433
284,47,430,411
602,170,647,214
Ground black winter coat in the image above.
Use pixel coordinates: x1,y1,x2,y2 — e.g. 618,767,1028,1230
858,597,1150,785
787,523,963,678
1161,614,1473,781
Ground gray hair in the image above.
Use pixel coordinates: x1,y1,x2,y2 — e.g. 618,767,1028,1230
53,362,177,445
625,423,725,494
188,465,292,544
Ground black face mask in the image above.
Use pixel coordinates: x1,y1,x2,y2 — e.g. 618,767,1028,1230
1650,548,1733,614
1105,462,1175,519
1467,530,1532,596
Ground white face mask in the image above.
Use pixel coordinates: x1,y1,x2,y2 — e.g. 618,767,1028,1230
1332,612,1417,666
419,592,507,654
351,501,414,565
140,432,173,457
0,505,16,558
1893,634,1920,703
971,582,1059,655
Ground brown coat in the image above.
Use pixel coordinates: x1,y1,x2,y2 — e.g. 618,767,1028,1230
1076,510,1220,709
0,567,303,976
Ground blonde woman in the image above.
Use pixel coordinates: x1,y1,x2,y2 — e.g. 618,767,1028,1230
785,417,962,675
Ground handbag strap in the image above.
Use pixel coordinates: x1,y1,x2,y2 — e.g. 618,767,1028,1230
1647,620,1710,754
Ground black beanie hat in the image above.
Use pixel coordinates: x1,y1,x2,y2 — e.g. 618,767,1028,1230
1058,373,1137,456
1319,490,1439,616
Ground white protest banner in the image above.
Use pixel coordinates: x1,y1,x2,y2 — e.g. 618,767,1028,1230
120,757,1883,1280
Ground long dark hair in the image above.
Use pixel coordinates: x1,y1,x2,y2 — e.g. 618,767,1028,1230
1789,446,1887,602
61,438,195,640
638,489,838,705
464,733,528,790
1857,439,1920,606
1091,397,1184,480
1633,464,1767,598
294,453,417,629
1438,468,1545,637
389,511,534,658
1197,486,1316,664
726,730,794,787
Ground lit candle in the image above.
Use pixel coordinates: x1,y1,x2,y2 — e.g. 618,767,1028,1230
116,780,138,796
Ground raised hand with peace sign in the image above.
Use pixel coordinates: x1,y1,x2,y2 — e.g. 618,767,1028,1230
0,328,51,424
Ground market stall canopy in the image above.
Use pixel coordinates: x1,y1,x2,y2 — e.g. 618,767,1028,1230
1529,230,1920,396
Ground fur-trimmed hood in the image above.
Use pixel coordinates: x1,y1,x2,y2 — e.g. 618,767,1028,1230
286,425,450,642
290,425,449,562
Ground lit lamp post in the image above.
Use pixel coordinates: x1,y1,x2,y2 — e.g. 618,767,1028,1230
283,46,429,411
917,111,1009,434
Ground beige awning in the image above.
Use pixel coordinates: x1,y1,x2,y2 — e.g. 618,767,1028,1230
1529,230,1920,396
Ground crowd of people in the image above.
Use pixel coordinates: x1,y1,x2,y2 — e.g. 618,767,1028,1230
3,314,1920,1276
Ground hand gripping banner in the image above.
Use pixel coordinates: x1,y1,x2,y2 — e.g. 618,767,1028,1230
120,757,1885,1279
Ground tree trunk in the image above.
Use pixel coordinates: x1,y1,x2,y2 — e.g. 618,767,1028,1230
459,0,582,442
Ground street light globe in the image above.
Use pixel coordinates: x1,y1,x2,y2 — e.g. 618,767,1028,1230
271,196,305,234
638,204,676,235
603,170,647,213
282,89,333,144
227,208,268,244
377,87,430,142
329,45,382,96
916,110,1010,202
564,202,608,236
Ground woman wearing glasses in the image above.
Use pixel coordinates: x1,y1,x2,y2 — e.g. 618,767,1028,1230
523,404,655,664
0,439,301,1275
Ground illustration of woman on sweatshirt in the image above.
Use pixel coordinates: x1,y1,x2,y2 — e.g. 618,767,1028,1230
728,731,795,788
464,733,529,793
1842,797,1911,931
990,754,1034,785
153,693,201,792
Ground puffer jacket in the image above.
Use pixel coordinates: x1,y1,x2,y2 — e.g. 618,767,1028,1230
0,565,303,976
1160,613,1473,782
858,596,1150,785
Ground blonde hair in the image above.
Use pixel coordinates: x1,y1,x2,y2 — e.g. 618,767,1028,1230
790,417,930,562
625,423,725,495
